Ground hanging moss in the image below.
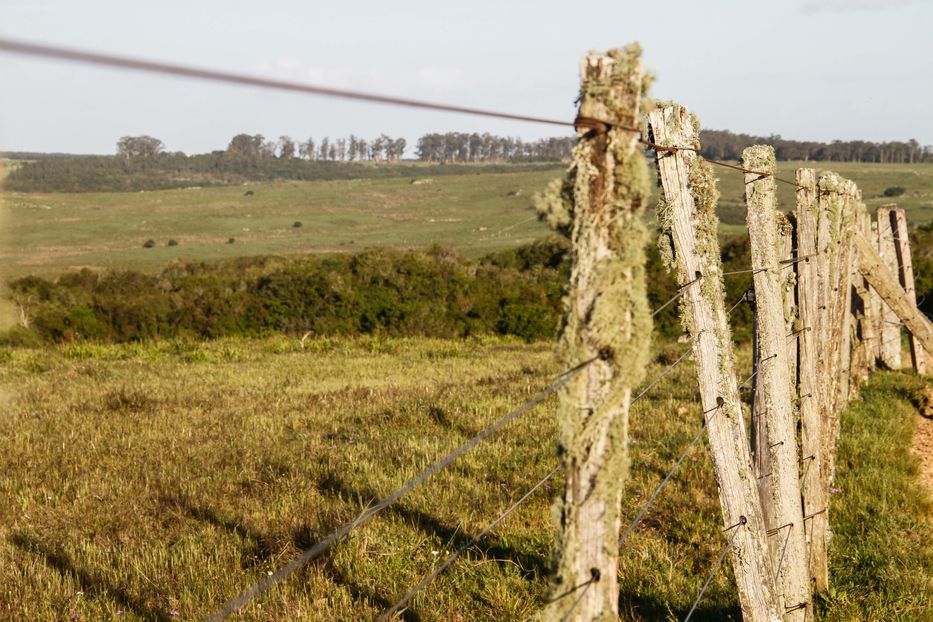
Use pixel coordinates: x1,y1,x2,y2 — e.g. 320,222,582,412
534,173,576,236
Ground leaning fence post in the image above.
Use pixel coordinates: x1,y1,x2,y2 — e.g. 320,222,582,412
743,146,810,620
854,233,933,354
536,45,651,622
877,205,903,369
650,105,779,622
794,167,829,593
891,208,927,374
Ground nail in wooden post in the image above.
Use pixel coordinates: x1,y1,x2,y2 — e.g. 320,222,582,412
537,45,651,622
794,168,829,592
743,145,810,621
877,205,902,369
651,106,779,622
891,208,926,374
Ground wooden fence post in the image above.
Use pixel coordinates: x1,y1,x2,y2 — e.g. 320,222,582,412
650,105,779,622
743,146,810,620
794,168,829,593
537,45,651,622
817,173,848,485
891,208,927,374
854,234,933,354
835,181,858,409
877,205,902,369
870,221,884,365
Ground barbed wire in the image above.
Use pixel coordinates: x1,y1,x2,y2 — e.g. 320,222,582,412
0,37,574,128
0,36,860,196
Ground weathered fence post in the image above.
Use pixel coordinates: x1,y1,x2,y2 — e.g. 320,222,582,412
650,105,779,622
877,205,903,369
891,208,927,374
743,146,810,620
817,173,848,485
854,234,933,354
536,45,651,622
794,168,829,593
835,181,857,409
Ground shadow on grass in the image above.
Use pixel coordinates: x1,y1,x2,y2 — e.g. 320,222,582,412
618,590,742,622
8,532,170,622
314,470,550,581
163,493,420,621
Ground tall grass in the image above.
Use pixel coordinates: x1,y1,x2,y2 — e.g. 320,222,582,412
0,337,928,620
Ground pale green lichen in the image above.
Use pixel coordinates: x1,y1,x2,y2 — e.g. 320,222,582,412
534,175,575,235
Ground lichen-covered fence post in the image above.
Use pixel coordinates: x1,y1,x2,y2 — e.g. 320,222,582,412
649,105,779,622
877,205,902,369
743,146,810,621
891,207,927,374
794,167,829,593
534,45,651,622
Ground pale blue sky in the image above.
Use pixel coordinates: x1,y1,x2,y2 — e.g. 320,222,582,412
1,0,930,154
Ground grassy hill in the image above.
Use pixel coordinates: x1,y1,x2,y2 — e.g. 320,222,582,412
2,161,933,279
0,335,928,620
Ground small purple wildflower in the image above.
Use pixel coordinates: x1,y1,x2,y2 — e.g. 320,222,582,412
830,487,840,494
170,610,180,617
71,615,80,621
691,456,698,462
116,612,124,616
545,485,551,491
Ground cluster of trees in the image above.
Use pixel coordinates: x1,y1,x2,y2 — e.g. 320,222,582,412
415,133,575,163
4,152,558,193
1,232,785,347
699,129,933,163
5,242,571,345
225,133,407,162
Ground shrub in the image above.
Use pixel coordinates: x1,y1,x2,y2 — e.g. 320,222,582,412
227,238,236,244
293,221,303,228
167,239,179,247
143,239,156,248
883,186,906,197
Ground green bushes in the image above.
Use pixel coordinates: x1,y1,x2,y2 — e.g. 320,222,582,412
3,235,765,346
6,243,568,344
883,186,906,197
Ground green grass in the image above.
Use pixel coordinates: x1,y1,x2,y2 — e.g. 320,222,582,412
3,162,933,279
0,336,928,620
0,171,558,279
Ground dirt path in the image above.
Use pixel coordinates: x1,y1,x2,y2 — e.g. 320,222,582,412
913,387,933,504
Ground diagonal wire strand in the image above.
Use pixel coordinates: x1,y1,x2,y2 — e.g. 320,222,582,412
683,525,743,622
204,357,596,621
376,465,559,621
0,37,575,128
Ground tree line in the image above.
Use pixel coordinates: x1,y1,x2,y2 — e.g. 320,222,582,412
224,133,408,162
414,133,576,162
698,129,932,163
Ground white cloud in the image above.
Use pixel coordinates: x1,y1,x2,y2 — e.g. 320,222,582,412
801,0,919,15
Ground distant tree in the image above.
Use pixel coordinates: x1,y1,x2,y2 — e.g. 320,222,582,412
319,137,330,160
357,138,368,160
116,135,164,159
300,138,316,160
226,134,265,160
278,136,296,159
336,138,347,161
347,135,359,161
371,135,385,161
